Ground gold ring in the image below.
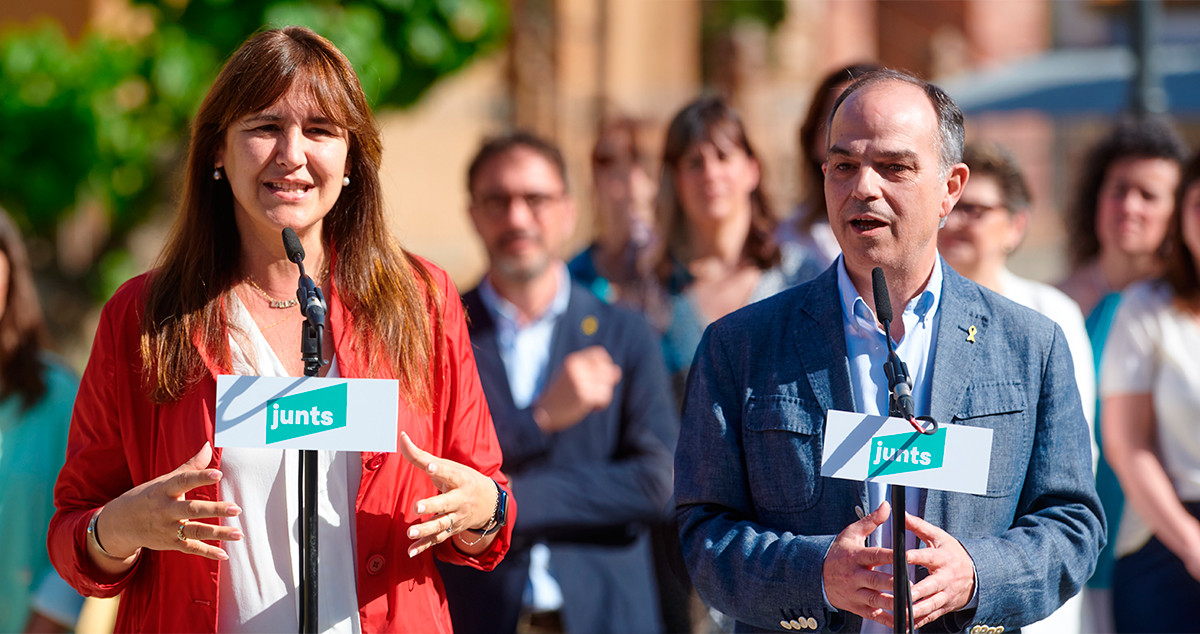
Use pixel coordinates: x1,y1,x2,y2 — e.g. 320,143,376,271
177,522,187,542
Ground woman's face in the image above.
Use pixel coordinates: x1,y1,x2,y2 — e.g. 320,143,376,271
217,83,350,248
1095,156,1179,260
810,81,853,162
938,174,1022,275
594,153,655,247
0,250,9,320
1182,181,1200,272
673,133,760,228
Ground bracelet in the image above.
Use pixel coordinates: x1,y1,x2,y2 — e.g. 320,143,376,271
455,481,505,546
87,508,135,561
455,525,490,547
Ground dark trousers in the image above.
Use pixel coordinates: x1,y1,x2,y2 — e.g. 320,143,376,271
1112,502,1200,633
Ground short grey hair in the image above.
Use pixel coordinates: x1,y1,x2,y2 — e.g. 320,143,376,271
827,69,965,178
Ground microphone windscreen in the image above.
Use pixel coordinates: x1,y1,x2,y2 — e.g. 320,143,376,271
872,267,892,324
282,228,305,263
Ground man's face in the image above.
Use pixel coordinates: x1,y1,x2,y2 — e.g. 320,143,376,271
823,81,966,281
469,146,576,283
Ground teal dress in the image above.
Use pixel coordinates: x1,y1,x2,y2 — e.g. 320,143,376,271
1086,292,1124,590
0,355,80,631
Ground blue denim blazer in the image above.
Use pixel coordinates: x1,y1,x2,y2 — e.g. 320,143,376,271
675,263,1105,633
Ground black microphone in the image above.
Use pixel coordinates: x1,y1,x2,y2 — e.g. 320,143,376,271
871,267,915,421
281,228,327,334
872,267,892,324
282,227,306,265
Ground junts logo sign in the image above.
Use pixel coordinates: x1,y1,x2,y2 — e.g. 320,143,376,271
266,383,348,443
868,427,947,478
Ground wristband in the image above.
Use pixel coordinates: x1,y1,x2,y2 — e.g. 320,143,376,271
87,509,132,561
468,480,508,536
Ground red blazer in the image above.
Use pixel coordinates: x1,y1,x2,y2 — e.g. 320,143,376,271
49,259,513,633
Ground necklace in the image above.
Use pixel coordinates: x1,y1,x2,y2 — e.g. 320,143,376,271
246,279,298,309
261,312,297,331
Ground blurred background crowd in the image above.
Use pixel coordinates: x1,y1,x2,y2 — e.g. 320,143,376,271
4,0,1200,632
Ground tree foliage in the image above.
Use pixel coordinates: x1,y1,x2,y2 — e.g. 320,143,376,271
0,0,507,256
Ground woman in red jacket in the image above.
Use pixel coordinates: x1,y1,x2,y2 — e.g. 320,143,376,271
49,26,512,632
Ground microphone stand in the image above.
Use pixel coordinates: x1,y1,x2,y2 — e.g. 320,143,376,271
880,322,938,634
880,318,914,634
285,231,327,634
871,267,937,633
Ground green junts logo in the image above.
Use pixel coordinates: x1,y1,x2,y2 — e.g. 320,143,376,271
266,383,348,444
868,427,947,477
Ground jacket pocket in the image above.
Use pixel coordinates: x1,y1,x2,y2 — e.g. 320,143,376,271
743,394,824,512
951,381,1031,497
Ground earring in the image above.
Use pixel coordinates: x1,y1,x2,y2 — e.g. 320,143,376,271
343,175,350,187
213,168,222,181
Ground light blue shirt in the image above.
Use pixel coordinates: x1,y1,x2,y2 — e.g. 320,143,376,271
834,255,944,631
477,264,572,612
478,265,572,409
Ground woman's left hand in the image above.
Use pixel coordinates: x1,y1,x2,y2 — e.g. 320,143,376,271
399,431,499,557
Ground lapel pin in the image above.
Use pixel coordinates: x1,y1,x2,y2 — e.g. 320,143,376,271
966,325,977,343
581,315,598,336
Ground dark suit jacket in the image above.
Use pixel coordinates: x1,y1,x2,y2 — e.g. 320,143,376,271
675,263,1106,633
438,280,678,634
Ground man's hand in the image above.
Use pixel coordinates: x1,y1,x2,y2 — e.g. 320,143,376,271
823,502,897,628
533,346,621,433
907,512,976,628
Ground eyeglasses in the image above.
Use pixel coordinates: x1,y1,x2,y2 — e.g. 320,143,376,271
952,202,1007,221
474,191,564,217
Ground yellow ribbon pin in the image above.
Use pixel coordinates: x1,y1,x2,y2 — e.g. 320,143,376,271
966,325,977,343
581,315,598,336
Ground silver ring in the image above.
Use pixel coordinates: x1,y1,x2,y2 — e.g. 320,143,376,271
446,516,455,534
177,522,187,542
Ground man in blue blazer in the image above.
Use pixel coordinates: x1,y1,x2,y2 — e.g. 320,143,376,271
675,71,1105,633
438,132,677,634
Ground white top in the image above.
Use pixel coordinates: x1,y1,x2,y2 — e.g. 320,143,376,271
998,268,1097,447
997,269,1093,634
1101,280,1200,556
217,294,362,633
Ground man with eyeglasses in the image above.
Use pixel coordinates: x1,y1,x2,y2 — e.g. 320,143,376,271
436,132,678,634
938,143,1097,634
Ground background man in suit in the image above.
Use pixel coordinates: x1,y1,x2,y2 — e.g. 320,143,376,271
674,70,1104,633
438,132,677,634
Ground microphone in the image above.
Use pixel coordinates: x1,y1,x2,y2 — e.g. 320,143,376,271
872,267,892,324
871,267,915,422
283,226,306,264
281,228,327,341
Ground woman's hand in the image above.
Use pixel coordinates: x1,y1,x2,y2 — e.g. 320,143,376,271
1104,393,1200,579
92,442,243,573
399,431,501,557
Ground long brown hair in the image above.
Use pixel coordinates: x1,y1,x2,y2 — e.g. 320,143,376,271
141,26,437,406
654,96,779,286
1165,152,1200,314
796,62,881,231
0,209,49,408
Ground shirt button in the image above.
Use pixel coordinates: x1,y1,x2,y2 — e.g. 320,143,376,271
366,454,385,471
789,619,803,630
366,554,385,575
806,617,817,629
780,620,793,630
